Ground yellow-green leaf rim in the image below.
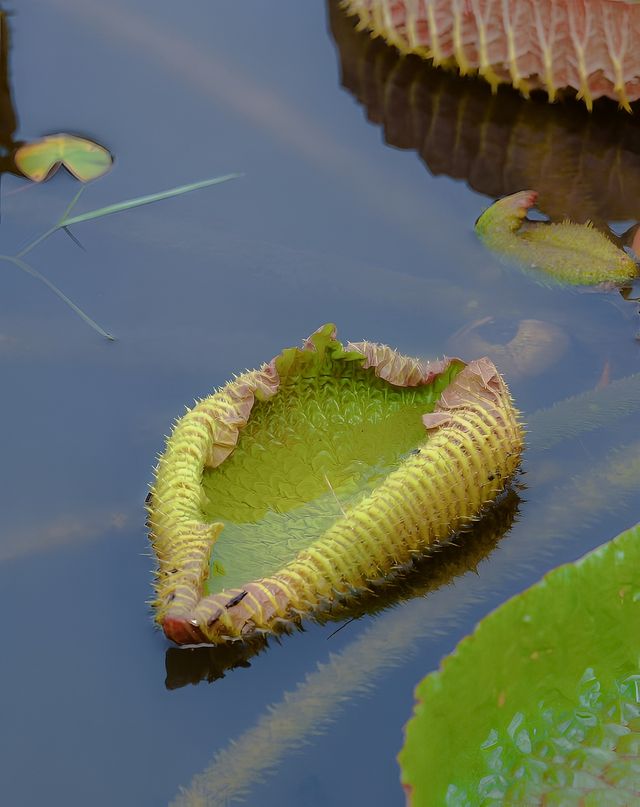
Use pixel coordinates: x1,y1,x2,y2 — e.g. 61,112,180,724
14,134,112,183
148,325,523,645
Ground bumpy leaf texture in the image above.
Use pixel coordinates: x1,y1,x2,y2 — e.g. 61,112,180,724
148,325,523,646
475,190,638,285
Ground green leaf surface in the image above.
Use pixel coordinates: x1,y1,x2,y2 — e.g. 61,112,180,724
399,522,640,806
476,190,638,286
14,134,113,182
202,327,462,593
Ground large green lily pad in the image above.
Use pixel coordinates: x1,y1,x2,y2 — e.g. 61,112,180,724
399,522,640,805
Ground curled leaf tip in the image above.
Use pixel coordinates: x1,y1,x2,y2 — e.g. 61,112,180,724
476,190,638,286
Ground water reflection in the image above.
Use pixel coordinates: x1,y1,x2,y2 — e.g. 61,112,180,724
165,489,520,689
0,507,131,564
328,0,640,228
448,317,569,380
0,10,21,177
166,641,263,689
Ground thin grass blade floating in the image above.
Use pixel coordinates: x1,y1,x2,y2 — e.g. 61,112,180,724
60,173,242,227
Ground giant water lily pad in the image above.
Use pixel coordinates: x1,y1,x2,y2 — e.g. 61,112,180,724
148,325,523,645
399,522,640,805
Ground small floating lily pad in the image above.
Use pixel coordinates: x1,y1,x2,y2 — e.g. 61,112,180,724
148,325,523,646
15,134,112,182
399,521,640,806
476,190,638,286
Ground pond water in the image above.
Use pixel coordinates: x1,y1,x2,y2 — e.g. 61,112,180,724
1,2,639,805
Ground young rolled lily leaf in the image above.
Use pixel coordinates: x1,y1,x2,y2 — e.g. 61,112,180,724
14,134,112,182
476,190,638,286
399,521,640,806
148,324,523,646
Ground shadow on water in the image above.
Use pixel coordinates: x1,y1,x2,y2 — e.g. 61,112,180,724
0,11,22,178
165,488,521,689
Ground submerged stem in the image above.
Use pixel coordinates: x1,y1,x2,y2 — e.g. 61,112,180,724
60,186,85,222
0,254,115,340
14,225,58,259
4,173,240,340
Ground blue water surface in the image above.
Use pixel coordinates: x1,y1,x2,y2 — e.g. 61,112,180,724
1,2,639,805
